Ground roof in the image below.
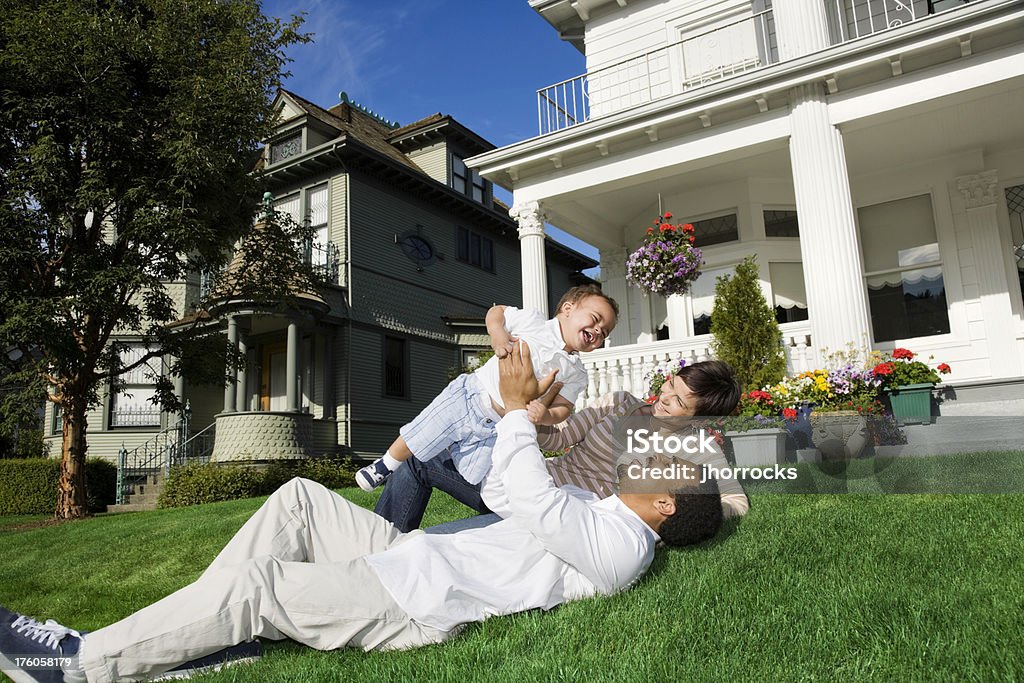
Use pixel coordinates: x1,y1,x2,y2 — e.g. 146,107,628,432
277,89,421,172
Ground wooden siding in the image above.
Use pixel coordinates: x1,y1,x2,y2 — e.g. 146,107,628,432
330,174,350,289
406,141,449,185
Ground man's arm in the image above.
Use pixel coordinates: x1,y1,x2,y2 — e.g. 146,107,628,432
493,342,654,593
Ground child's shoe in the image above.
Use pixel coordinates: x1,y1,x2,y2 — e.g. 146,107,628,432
356,459,392,491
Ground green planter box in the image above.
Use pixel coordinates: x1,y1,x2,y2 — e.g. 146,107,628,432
887,383,934,425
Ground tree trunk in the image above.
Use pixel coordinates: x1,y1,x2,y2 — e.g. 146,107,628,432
56,395,90,520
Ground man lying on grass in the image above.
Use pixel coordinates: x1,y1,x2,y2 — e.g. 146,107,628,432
0,340,722,683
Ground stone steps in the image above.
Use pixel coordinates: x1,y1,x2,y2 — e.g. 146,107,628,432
107,473,165,513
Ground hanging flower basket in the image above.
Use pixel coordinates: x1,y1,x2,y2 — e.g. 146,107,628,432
626,212,704,297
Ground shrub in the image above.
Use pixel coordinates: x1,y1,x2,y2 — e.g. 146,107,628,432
710,255,787,393
159,456,357,508
0,458,116,515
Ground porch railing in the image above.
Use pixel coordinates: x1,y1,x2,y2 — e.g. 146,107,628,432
537,0,980,135
575,323,813,410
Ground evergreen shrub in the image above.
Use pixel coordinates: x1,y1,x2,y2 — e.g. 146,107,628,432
0,458,117,514
160,457,356,508
710,255,787,393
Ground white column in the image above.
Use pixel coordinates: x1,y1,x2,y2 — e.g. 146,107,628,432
598,246,629,346
788,83,872,360
235,331,248,413
286,320,299,412
665,294,689,340
223,316,238,413
771,0,830,60
956,171,1023,376
510,201,549,315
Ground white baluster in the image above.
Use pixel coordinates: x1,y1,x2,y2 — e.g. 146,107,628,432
794,335,809,373
582,363,599,409
620,356,635,396
597,361,611,399
639,355,655,397
609,359,622,394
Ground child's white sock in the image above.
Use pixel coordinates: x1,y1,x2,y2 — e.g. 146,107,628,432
382,451,403,471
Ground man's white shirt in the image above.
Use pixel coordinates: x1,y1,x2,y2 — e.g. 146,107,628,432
364,411,658,633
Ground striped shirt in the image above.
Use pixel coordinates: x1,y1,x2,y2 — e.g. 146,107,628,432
538,392,749,519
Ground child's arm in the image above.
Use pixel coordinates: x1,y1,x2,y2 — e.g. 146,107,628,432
486,305,517,359
527,394,574,425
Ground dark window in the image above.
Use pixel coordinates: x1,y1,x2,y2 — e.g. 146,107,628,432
859,194,950,343
452,154,488,204
456,226,495,272
51,403,62,436
384,337,408,398
692,213,739,248
693,315,712,336
452,156,468,194
764,209,799,237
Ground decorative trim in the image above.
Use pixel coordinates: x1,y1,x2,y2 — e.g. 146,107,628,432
956,171,999,209
509,201,546,238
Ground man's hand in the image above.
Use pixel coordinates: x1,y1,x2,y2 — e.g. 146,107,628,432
498,340,558,412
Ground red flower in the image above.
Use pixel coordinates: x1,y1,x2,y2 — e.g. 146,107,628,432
688,237,695,243
682,223,694,232
645,395,657,404
647,227,653,234
663,212,673,219
748,390,772,402
873,362,894,376
659,223,674,232
782,408,797,420
892,348,915,360
937,363,951,374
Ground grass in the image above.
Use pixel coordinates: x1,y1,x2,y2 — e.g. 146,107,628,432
2,454,1023,681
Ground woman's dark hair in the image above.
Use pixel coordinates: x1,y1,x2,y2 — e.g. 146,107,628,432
678,360,741,417
659,475,723,548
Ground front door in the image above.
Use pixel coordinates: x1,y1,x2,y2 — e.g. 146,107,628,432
260,342,287,411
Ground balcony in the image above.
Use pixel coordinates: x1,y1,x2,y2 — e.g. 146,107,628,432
536,0,980,135
199,239,339,300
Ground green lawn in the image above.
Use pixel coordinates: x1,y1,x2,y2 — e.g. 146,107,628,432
2,456,1023,682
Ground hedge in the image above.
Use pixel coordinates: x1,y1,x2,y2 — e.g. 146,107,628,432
0,458,117,515
159,457,356,508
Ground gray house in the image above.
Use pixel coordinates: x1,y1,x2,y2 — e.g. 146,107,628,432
42,89,596,467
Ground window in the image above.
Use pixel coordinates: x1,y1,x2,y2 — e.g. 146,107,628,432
270,133,302,165
50,403,62,436
383,336,408,398
1004,184,1024,303
110,344,162,427
452,156,468,194
456,226,495,272
306,184,330,273
274,193,301,225
689,266,732,335
764,209,799,238
770,262,809,323
859,194,950,342
452,154,487,204
692,213,739,248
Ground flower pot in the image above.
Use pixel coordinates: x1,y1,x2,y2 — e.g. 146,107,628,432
886,383,934,425
809,410,869,460
728,428,787,467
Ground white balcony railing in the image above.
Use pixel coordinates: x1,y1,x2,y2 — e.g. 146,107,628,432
537,0,980,136
575,322,813,410
538,9,777,135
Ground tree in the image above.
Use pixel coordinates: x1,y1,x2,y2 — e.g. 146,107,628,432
710,255,787,393
0,0,310,519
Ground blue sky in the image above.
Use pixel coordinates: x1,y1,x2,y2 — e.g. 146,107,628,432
261,0,599,265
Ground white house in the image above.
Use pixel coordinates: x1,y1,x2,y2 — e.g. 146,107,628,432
471,0,1024,414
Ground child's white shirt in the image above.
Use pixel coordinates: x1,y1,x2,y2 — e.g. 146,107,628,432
473,306,589,410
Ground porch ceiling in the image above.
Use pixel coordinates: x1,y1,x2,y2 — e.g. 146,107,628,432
540,76,1024,251
840,76,1024,178
539,143,792,250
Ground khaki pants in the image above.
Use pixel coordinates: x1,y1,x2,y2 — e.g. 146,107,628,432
82,478,448,683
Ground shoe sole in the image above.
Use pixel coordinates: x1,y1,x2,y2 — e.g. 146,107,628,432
355,472,380,492
150,654,260,681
